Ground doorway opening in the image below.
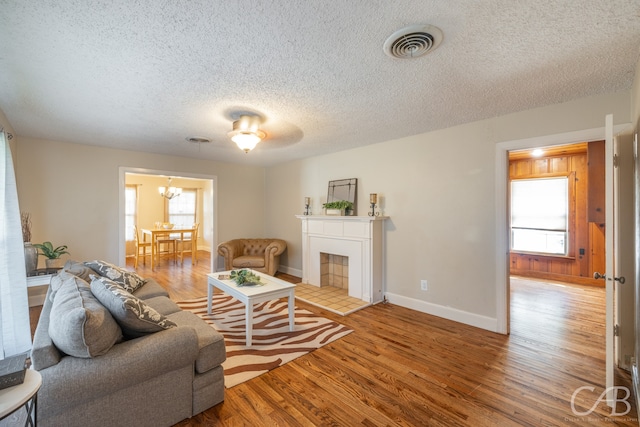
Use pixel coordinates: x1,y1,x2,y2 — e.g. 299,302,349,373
495,126,612,334
507,142,605,287
117,167,218,273
507,142,609,386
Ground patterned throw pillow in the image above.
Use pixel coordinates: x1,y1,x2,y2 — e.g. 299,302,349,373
85,260,147,293
90,276,176,339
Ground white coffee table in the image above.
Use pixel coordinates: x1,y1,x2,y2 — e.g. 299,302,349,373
207,271,296,346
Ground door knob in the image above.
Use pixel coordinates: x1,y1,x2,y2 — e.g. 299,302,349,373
593,272,625,284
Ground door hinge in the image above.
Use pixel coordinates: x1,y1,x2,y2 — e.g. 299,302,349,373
614,324,620,337
613,153,620,168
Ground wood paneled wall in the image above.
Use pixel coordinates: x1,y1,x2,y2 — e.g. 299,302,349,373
509,142,605,286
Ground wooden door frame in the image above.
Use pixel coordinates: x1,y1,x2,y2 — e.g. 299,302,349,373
494,125,629,334
633,123,640,414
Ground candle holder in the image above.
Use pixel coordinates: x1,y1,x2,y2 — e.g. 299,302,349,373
304,197,311,215
368,193,379,217
368,202,379,217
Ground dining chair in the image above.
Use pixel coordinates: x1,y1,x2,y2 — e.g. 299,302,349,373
155,229,176,265
133,225,152,269
176,223,199,265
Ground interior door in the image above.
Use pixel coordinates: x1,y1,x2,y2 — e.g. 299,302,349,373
613,133,622,377
603,113,619,406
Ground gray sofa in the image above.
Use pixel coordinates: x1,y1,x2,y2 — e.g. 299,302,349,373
31,261,226,427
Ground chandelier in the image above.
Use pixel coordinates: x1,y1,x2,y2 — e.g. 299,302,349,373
158,177,182,200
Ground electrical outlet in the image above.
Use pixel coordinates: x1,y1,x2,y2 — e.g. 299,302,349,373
421,280,428,291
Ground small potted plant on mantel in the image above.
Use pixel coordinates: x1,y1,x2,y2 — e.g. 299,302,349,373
322,200,354,216
33,241,70,270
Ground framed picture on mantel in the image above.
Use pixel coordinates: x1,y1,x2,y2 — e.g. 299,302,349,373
327,178,357,215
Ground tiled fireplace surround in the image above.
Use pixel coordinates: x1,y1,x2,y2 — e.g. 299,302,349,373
296,215,387,309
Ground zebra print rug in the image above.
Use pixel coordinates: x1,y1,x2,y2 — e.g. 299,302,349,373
176,294,353,388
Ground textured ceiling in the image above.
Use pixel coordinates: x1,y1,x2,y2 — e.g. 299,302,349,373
1,1,639,166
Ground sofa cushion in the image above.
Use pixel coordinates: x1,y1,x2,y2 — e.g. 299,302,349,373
167,310,226,373
48,270,84,302
90,276,177,339
49,274,122,358
62,260,95,283
132,278,170,300
231,255,265,268
144,296,182,316
85,260,147,293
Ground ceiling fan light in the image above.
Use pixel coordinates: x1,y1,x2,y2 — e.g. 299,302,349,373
228,115,266,153
231,132,262,152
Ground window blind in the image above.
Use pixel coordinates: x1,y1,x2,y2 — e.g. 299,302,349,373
511,177,568,232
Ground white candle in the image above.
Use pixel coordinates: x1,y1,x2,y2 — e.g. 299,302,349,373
370,193,377,204
304,197,310,206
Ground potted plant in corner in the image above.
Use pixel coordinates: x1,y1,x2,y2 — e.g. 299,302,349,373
33,241,70,270
322,200,354,216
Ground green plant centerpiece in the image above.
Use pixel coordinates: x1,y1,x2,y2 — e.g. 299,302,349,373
322,200,354,215
230,269,263,286
33,241,69,259
33,241,69,270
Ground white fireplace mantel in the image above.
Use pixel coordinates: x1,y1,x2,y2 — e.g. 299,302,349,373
295,215,388,303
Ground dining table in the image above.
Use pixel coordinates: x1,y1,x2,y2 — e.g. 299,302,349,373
140,227,197,271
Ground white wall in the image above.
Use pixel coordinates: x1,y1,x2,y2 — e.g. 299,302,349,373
266,90,632,331
14,137,267,268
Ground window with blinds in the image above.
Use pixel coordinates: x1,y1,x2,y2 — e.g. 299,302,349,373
510,177,569,255
167,189,197,227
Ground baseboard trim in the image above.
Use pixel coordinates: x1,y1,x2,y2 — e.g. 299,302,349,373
509,270,603,287
219,267,498,332
29,292,46,307
278,265,302,278
385,292,499,333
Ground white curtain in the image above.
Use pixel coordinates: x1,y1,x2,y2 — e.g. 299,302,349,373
0,131,31,358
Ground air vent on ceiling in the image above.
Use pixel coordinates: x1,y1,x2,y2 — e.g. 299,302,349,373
383,24,443,59
186,136,211,144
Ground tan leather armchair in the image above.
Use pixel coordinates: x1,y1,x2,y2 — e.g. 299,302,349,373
217,238,287,276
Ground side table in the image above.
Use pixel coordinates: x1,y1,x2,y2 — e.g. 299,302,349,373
26,273,55,308
0,369,42,426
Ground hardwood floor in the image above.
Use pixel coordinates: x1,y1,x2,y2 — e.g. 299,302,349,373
31,255,638,426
